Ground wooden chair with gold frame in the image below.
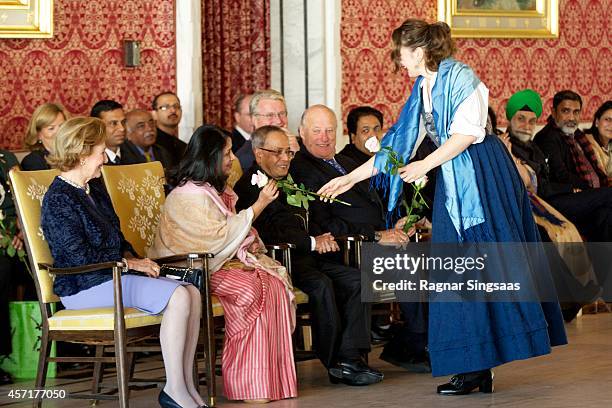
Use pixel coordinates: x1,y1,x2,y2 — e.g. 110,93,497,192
9,168,164,408
101,162,308,405
100,162,219,406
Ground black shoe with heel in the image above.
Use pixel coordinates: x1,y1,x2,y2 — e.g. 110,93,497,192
436,369,493,395
158,389,183,408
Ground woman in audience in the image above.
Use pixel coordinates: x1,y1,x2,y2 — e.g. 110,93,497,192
584,100,612,182
148,125,297,403
22,103,69,171
319,19,566,395
41,117,205,408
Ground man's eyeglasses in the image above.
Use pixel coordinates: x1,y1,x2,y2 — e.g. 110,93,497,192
253,111,288,120
157,103,182,111
259,147,295,158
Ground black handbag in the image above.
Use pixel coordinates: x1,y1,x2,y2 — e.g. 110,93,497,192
159,265,203,290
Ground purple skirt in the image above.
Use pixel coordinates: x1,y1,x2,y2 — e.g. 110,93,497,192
60,275,189,315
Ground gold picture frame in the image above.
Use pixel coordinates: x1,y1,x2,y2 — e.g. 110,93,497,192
438,0,558,38
0,0,53,38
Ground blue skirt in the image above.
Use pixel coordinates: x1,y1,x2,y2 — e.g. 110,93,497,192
60,275,188,315
428,134,567,376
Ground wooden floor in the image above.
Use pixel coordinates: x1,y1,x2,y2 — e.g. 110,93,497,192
2,312,612,408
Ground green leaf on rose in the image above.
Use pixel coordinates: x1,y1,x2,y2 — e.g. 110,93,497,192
286,194,300,207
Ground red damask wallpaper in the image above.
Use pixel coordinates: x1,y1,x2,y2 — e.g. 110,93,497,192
0,0,176,149
201,0,270,130
341,0,610,129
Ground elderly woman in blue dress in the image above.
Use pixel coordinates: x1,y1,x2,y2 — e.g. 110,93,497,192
319,19,567,395
41,117,204,408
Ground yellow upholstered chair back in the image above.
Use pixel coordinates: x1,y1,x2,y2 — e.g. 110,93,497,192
227,158,243,188
101,162,165,257
9,169,60,304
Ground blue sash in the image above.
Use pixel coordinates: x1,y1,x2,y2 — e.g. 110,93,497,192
373,58,485,239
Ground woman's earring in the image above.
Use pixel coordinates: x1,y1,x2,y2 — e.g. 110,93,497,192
80,160,86,166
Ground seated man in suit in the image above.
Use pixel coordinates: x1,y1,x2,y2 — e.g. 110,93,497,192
151,91,187,160
234,125,383,387
291,105,431,371
339,106,384,164
292,105,408,244
122,109,174,171
90,99,126,165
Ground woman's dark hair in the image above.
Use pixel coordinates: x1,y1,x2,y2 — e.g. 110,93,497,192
169,125,230,192
391,19,455,73
587,100,612,143
487,106,503,135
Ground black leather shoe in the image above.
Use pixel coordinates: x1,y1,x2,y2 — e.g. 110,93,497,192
329,358,383,386
0,368,12,386
379,349,431,373
158,389,183,408
437,370,493,395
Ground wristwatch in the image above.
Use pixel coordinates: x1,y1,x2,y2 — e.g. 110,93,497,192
373,231,382,242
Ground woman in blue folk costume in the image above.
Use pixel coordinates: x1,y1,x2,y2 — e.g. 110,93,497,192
319,19,567,395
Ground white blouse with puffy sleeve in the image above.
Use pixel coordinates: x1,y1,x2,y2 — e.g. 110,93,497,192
410,72,489,158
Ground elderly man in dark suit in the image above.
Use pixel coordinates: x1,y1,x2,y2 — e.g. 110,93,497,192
291,105,408,244
122,109,174,171
291,105,431,372
234,125,383,387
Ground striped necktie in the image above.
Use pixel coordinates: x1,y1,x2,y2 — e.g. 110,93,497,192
323,158,346,175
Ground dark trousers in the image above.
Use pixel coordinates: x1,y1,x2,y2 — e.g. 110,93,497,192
291,255,371,368
383,302,429,357
547,187,612,242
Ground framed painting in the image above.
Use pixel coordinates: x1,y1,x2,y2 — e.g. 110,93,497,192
438,0,559,38
0,0,53,38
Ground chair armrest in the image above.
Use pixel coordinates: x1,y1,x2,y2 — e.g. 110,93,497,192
335,234,367,242
265,243,296,251
335,235,365,268
39,261,124,276
152,253,214,265
265,243,295,276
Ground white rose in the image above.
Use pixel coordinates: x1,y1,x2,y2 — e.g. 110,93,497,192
250,170,269,188
414,176,428,189
364,136,381,153
0,209,4,221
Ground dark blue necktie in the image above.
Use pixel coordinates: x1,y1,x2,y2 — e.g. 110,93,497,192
323,158,347,175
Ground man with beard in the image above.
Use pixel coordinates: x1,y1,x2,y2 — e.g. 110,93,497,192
534,90,609,189
506,89,612,242
151,91,187,161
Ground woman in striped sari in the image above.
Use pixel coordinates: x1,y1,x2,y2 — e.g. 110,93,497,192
148,125,297,403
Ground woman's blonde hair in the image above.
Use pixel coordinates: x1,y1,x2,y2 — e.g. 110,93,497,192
391,19,456,73
24,103,70,151
47,117,106,172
